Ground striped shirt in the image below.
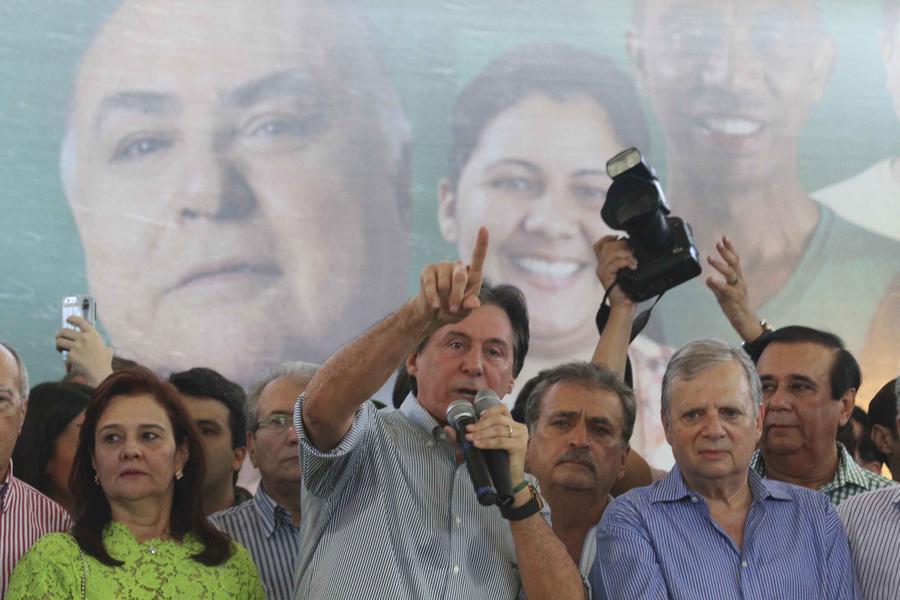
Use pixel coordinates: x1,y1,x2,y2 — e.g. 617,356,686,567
536,483,608,577
0,462,71,596
591,466,859,599
293,393,522,599
837,486,900,600
750,443,896,506
209,483,300,600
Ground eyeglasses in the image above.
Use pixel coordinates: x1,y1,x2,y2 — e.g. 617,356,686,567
253,413,292,433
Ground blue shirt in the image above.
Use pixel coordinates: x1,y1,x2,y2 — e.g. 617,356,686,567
293,392,522,599
209,484,300,600
591,466,859,599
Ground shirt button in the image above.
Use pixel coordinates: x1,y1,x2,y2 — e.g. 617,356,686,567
741,561,748,568
426,441,435,449
453,566,460,574
455,516,462,526
690,496,698,503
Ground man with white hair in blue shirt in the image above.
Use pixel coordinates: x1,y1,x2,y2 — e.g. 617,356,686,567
590,338,859,599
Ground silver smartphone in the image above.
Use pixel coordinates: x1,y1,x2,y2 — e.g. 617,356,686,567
61,295,97,360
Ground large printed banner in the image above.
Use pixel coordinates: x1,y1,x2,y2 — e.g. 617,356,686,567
2,0,898,468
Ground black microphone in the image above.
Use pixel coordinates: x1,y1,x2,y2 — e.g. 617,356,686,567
474,389,515,507
446,400,498,506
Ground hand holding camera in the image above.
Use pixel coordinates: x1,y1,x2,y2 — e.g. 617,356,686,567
601,148,701,302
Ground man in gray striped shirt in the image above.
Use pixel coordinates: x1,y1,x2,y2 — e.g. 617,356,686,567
295,229,585,599
838,486,900,600
211,363,316,600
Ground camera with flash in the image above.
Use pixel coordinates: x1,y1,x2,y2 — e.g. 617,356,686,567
601,148,701,302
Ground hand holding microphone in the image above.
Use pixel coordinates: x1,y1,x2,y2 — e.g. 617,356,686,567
447,400,498,506
474,389,515,507
446,390,527,508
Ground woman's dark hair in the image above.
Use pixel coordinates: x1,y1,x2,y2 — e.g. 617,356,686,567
70,367,232,566
12,381,92,496
868,376,900,436
447,43,651,190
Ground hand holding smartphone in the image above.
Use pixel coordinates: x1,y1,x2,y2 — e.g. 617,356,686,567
60,295,97,361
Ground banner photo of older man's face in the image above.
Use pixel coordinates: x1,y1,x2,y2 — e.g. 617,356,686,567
2,0,898,469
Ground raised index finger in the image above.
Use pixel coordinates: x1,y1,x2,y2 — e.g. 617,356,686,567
468,227,489,281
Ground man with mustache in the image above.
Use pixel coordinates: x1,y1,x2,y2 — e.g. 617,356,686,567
520,362,635,575
591,339,859,598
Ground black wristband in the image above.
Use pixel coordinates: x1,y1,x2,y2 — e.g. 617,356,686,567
500,484,543,521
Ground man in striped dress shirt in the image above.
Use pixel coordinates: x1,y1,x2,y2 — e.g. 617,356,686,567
837,486,900,599
210,363,315,600
591,339,859,599
295,229,586,599
0,342,71,596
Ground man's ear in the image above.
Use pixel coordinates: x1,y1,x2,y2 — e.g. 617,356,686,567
16,397,28,436
662,410,672,446
437,178,459,243
754,403,766,444
232,445,247,472
837,389,856,427
618,446,631,481
405,351,419,378
246,432,259,469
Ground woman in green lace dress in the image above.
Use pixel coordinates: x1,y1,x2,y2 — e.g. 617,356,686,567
7,368,264,599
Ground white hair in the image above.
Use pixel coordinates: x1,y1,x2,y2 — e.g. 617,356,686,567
245,361,319,426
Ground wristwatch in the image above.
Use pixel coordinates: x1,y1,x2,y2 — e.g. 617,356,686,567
741,318,775,362
500,483,543,521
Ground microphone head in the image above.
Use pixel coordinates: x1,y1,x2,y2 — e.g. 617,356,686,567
473,388,502,417
446,399,477,426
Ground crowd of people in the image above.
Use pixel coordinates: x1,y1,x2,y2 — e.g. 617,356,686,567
1,225,898,598
2,0,900,599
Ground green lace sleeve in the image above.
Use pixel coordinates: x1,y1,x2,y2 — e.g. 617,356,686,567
6,533,81,600
228,542,266,599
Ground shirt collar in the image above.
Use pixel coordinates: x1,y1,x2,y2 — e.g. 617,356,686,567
253,484,297,537
649,464,790,503
649,465,694,503
399,393,446,442
747,468,792,501
0,460,13,513
822,443,873,494
750,444,870,495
